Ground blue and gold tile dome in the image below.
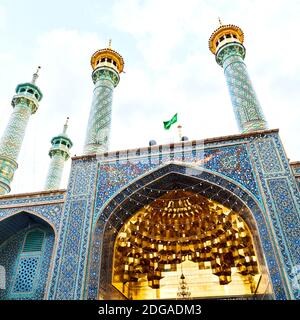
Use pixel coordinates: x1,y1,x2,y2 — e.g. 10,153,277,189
0,23,299,301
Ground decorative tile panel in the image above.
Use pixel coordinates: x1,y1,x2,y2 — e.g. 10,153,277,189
267,178,300,264
49,158,97,300
12,255,40,293
93,143,260,224
54,200,86,299
255,139,284,174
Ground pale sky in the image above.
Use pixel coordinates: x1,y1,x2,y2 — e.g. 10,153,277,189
0,0,299,194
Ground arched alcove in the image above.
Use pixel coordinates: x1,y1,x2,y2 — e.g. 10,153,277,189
112,190,261,299
87,164,277,300
0,212,55,300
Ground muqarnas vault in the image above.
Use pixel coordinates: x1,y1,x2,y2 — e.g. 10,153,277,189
0,22,299,300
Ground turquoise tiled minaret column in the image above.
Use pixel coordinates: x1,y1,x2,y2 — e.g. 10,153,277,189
44,118,73,190
0,67,43,195
209,23,268,133
83,41,124,155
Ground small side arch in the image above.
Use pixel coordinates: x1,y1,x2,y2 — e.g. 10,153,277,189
0,210,56,300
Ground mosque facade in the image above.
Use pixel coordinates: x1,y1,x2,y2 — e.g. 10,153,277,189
0,23,299,300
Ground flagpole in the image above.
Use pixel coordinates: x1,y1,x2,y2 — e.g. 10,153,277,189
177,124,182,141
169,127,174,144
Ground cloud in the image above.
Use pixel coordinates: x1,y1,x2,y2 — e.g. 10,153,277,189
105,0,215,70
7,29,103,193
106,0,300,160
0,0,300,194
0,5,6,32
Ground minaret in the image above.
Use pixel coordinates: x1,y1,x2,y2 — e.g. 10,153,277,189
209,21,268,133
83,40,124,155
0,67,43,195
44,117,73,190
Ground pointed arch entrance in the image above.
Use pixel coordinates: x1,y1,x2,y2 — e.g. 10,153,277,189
0,212,55,300
87,164,283,300
112,189,261,299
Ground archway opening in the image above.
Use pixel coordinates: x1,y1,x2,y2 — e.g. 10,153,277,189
95,170,273,300
0,212,55,300
112,189,261,299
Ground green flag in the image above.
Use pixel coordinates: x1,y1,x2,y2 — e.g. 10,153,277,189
163,113,178,130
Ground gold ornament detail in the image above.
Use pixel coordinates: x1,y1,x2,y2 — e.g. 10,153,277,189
90,41,124,73
177,273,191,299
209,24,244,54
112,190,260,299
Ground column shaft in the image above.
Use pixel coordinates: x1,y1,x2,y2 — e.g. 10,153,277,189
0,104,31,160
44,153,65,190
218,44,268,133
0,104,32,194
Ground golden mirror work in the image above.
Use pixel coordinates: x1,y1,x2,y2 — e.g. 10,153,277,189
112,190,261,299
